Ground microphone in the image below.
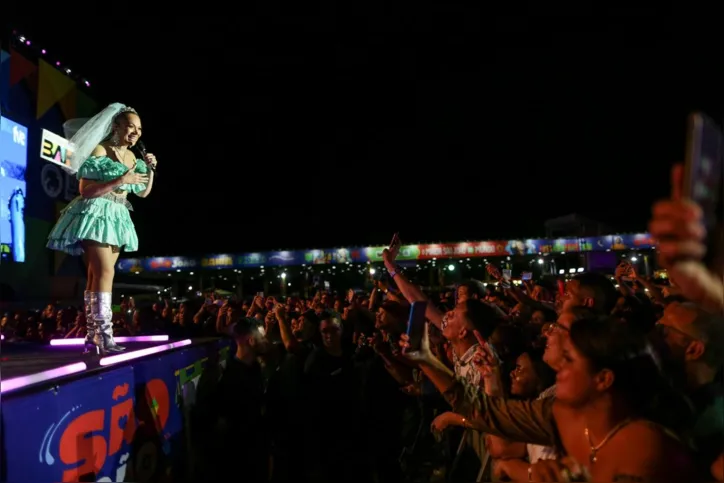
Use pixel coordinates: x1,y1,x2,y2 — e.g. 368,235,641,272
135,140,156,173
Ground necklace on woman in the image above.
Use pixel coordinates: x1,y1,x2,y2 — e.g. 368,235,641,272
110,145,128,166
584,418,632,465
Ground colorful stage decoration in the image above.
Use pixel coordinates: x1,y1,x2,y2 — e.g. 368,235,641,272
1,338,231,482
2,42,101,283
117,233,656,273
7,31,93,90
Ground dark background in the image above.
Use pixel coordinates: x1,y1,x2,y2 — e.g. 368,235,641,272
6,13,724,256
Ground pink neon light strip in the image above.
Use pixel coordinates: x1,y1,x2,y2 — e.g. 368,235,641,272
0,362,88,394
49,335,169,346
99,339,192,367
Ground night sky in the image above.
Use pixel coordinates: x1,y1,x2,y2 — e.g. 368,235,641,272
7,14,724,257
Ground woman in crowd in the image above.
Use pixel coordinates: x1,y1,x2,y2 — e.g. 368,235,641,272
428,316,695,481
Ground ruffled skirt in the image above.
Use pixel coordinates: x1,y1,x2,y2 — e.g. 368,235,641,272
46,193,139,256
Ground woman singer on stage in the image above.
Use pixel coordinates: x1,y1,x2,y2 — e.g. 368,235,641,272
47,103,157,355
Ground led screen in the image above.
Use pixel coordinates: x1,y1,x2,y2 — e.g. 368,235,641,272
0,116,28,262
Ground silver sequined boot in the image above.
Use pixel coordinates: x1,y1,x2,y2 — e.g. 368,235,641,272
90,292,125,354
83,290,96,353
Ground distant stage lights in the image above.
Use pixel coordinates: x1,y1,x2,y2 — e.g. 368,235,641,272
13,32,91,86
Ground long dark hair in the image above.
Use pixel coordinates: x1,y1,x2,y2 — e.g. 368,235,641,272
569,316,695,437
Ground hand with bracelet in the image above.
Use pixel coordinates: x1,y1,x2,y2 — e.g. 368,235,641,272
430,411,472,433
382,232,403,276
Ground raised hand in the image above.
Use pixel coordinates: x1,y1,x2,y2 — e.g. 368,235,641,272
650,165,707,267
273,303,286,319
471,330,499,379
382,232,402,267
143,152,158,170
399,323,432,362
486,264,502,280
254,296,264,308
650,164,723,312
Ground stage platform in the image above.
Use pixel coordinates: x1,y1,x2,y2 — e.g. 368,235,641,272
1,337,190,394
0,336,231,482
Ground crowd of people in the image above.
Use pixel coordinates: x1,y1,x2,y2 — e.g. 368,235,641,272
2,164,723,482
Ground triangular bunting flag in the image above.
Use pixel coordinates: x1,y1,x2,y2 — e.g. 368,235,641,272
59,88,77,120
9,49,37,86
76,89,98,118
37,59,76,120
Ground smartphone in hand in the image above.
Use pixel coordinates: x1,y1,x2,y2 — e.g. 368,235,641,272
406,301,427,352
684,112,723,265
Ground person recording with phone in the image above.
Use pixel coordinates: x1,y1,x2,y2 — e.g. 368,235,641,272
649,164,723,314
46,103,158,355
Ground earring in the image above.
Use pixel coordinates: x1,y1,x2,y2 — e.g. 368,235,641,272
111,133,120,145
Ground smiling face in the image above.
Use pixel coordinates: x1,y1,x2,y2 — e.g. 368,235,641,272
113,112,142,147
553,334,616,408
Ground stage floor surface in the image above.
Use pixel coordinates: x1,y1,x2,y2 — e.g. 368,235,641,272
1,341,170,380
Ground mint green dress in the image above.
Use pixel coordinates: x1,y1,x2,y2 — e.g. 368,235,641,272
46,155,148,256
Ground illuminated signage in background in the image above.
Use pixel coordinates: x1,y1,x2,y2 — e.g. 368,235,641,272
39,129,79,201
116,233,658,273
40,129,73,170
0,116,28,159
0,115,28,262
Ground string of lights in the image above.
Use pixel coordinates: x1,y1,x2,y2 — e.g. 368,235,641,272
9,30,92,88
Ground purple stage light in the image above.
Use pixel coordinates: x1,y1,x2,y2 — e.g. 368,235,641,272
0,362,87,394
1,334,4,340
50,335,169,346
99,339,192,367
41,49,47,54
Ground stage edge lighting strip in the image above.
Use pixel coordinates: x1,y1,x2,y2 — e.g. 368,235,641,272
99,339,192,367
49,335,170,346
0,362,88,394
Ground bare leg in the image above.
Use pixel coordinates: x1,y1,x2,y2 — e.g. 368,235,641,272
82,250,95,349
86,243,116,292
109,248,121,280
83,252,93,291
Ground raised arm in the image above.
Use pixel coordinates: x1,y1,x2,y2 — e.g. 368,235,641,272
382,242,445,329
444,379,560,447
